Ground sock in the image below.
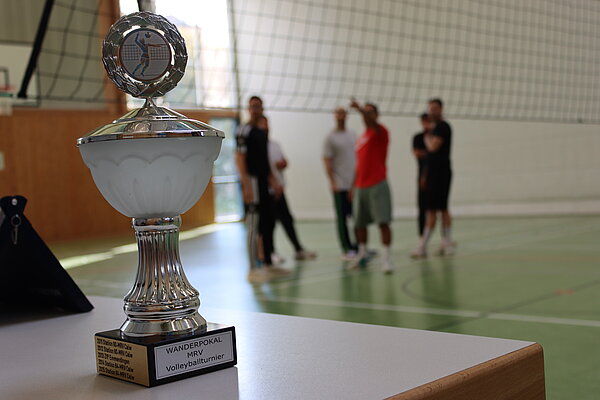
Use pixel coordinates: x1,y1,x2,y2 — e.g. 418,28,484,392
358,243,367,258
442,225,452,243
383,245,391,262
419,227,432,250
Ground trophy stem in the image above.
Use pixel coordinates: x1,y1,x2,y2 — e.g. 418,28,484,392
120,215,206,337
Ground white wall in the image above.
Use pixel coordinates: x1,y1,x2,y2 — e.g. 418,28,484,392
266,110,600,219
232,0,600,218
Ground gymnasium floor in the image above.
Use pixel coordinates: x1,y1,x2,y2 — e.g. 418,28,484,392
52,216,600,399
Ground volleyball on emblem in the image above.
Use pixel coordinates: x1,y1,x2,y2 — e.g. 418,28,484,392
119,28,172,82
102,12,187,98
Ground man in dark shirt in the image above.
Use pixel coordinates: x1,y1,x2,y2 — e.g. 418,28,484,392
412,98,455,258
411,113,432,240
235,96,288,282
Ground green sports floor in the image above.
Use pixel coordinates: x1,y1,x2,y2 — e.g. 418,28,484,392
52,216,600,399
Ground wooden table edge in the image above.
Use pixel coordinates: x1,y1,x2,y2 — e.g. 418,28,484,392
386,343,546,400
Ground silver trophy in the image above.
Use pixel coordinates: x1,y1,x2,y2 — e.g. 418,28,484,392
79,13,235,387
78,13,223,337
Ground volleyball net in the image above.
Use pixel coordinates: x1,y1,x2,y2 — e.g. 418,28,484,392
9,0,600,123
231,0,600,123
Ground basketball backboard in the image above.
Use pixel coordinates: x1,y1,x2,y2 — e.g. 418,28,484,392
0,42,39,107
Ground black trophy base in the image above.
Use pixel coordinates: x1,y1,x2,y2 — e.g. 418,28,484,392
95,323,237,387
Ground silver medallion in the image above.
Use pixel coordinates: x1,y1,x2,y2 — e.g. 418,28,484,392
102,12,187,98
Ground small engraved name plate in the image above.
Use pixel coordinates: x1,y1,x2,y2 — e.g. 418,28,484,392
154,330,235,380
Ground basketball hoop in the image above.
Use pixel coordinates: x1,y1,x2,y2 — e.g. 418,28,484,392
0,85,14,116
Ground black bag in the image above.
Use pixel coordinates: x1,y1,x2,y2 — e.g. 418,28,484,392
0,195,93,313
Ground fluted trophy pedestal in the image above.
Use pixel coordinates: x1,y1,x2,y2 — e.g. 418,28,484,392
94,216,236,387
120,216,207,337
78,11,235,387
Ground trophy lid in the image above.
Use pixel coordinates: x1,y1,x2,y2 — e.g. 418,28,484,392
77,12,224,146
77,98,225,145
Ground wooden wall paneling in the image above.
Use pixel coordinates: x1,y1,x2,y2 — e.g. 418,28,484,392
2,108,225,242
59,111,131,239
182,182,215,230
0,114,18,195
7,110,131,241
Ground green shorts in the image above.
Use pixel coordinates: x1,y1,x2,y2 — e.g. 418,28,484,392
353,180,392,228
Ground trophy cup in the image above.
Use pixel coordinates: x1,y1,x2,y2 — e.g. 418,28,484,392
77,12,236,387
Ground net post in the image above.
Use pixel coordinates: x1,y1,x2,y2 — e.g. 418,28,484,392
18,0,54,100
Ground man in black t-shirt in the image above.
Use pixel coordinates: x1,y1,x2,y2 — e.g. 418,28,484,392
412,98,456,258
411,113,432,240
235,96,289,282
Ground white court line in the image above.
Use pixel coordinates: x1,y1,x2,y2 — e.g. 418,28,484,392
271,219,600,290
65,220,600,329
60,253,115,269
59,224,225,269
75,279,130,290
486,313,600,328
262,295,600,328
77,280,600,328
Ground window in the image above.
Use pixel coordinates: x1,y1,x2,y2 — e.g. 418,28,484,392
210,117,243,222
120,0,236,110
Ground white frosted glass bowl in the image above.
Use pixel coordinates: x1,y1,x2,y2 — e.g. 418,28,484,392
79,136,222,218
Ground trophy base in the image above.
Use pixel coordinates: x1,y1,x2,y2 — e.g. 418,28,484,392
95,323,237,387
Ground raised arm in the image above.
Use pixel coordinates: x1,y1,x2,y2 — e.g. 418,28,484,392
350,98,379,131
134,34,143,48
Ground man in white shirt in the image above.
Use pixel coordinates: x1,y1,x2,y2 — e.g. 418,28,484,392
259,116,316,262
323,107,358,260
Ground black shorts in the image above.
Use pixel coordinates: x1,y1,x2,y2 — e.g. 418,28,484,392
424,169,452,210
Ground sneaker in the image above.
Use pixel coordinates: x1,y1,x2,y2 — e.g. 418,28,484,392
341,250,358,261
382,260,393,274
437,241,456,256
410,247,427,259
271,253,286,264
264,265,292,276
347,254,369,270
295,249,317,260
247,268,272,283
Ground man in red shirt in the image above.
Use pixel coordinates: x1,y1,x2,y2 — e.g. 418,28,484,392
349,99,393,274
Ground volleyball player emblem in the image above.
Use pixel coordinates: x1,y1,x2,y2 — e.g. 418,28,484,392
102,11,187,98
119,29,172,82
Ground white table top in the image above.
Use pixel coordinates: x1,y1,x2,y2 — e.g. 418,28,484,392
0,296,535,400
